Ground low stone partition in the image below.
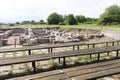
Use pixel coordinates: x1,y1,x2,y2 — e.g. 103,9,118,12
101,30,120,40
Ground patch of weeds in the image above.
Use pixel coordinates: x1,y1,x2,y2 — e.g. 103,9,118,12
66,57,73,64
81,46,86,49
22,51,26,56
2,53,7,58
49,59,62,69
91,45,95,48
36,62,42,68
83,55,90,60
74,56,90,64
50,62,61,70
49,59,54,67
8,65,13,78
92,54,98,59
24,64,31,74
101,44,106,47
41,52,46,54
31,51,37,55
108,43,112,46
75,56,83,61
12,52,17,57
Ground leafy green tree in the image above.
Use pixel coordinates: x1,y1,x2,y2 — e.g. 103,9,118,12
47,12,64,24
39,20,46,24
21,21,30,24
31,20,36,24
75,15,86,23
16,21,20,24
85,17,96,24
66,14,77,25
98,4,120,25
40,20,44,23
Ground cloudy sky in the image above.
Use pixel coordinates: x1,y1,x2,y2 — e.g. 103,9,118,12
0,0,120,23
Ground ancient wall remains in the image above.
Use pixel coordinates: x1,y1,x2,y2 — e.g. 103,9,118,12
101,30,120,40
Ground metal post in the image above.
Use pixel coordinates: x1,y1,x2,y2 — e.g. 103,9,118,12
14,38,17,48
98,53,100,62
73,46,75,50
112,42,114,46
63,57,66,68
107,51,109,56
48,48,50,53
28,50,31,55
77,45,79,50
58,58,61,63
93,44,94,48
116,50,119,58
88,44,89,49
32,61,36,73
51,48,53,53
106,43,108,47
90,54,92,59
117,41,119,45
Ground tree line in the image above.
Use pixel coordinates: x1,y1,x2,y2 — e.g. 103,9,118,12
47,13,97,25
98,4,120,25
18,13,97,25
16,4,120,26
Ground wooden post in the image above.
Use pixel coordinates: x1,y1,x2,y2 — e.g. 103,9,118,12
77,45,79,50
63,57,66,68
28,50,31,55
32,61,36,73
116,50,119,58
98,53,100,62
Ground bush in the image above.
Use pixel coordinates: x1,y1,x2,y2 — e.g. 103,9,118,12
59,22,66,25
111,22,119,25
9,24,15,26
66,14,77,25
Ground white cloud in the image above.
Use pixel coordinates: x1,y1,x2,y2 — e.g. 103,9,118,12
0,0,120,23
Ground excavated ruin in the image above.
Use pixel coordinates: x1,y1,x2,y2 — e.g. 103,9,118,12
0,28,114,46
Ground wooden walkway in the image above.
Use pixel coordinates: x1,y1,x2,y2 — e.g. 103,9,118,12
0,40,120,79
0,39,120,53
0,46,120,73
8,58,120,80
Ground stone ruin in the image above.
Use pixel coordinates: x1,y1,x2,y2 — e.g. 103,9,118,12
0,28,109,47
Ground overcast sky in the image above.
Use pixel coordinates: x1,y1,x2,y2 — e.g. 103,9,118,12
0,0,120,23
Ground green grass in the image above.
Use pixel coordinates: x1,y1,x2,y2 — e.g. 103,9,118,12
9,24,120,31
3,24,120,31
12,52,17,57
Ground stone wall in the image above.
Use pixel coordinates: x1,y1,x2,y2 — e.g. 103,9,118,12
101,30,120,40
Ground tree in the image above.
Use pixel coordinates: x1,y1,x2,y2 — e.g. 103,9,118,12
39,20,46,24
40,20,44,23
21,21,30,24
16,21,20,24
66,14,77,25
75,15,86,23
47,12,64,24
98,4,120,25
85,17,97,24
31,20,36,24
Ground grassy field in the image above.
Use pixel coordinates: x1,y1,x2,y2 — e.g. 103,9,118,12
1,24,120,31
